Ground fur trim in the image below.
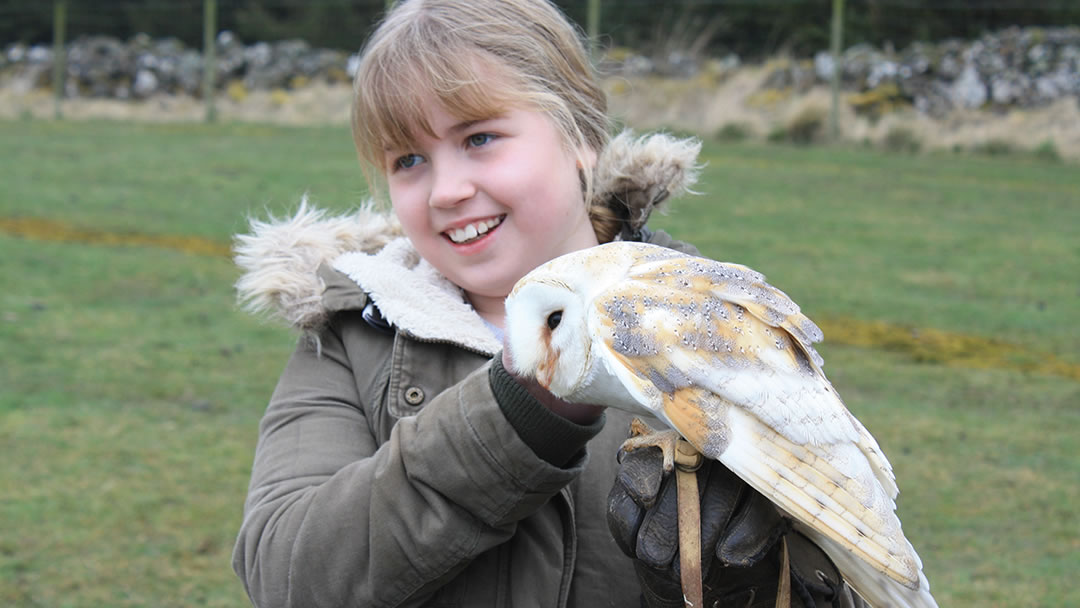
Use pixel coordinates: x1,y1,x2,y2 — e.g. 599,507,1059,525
332,239,502,355
233,197,401,330
592,130,702,233
233,131,702,337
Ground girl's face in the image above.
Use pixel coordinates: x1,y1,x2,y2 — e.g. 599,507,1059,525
385,100,598,325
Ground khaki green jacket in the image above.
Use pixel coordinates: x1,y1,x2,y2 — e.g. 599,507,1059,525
232,133,704,607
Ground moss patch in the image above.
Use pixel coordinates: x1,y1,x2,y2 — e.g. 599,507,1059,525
0,216,232,258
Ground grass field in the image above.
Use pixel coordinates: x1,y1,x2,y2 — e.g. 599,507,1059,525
1,119,1077,607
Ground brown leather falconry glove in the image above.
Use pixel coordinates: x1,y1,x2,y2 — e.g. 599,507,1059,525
608,446,869,608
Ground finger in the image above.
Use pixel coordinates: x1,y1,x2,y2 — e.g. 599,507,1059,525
635,474,680,569
716,488,786,568
607,482,645,558
616,447,665,507
696,462,742,573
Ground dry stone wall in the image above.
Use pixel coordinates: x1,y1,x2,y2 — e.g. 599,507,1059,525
3,26,1077,118
758,26,1080,116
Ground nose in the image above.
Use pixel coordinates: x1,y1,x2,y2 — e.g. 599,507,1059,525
428,159,476,209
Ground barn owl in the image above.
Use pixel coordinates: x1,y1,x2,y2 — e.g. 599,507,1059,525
504,241,937,608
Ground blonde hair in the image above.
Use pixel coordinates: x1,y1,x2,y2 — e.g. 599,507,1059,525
351,0,624,242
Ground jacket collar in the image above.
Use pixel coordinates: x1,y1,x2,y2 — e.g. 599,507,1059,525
332,237,503,355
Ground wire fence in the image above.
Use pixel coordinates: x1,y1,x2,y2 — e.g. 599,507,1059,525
3,1,1078,124
3,1,1079,53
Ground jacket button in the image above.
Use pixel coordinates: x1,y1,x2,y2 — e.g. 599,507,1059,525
404,386,425,405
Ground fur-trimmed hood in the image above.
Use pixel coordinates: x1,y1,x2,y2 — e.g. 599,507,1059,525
233,130,701,352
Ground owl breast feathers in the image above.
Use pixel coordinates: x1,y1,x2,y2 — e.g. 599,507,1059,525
505,241,937,608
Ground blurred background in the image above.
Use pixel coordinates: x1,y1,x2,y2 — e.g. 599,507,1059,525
0,1,1077,606
1,0,1079,156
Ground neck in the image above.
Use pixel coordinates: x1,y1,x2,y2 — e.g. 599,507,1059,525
469,294,506,329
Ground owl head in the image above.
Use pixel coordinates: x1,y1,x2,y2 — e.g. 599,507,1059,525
504,268,594,398
504,242,680,401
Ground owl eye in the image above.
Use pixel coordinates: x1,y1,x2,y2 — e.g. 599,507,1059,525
546,310,563,330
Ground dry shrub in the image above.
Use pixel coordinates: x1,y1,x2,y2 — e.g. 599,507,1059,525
714,121,753,142
1033,140,1061,163
971,138,1017,157
784,106,826,145
882,126,922,154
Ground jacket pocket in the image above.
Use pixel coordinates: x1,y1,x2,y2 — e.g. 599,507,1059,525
419,544,512,606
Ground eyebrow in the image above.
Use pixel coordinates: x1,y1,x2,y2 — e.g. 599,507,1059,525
447,116,503,135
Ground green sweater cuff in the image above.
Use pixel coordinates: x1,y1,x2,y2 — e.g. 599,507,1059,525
488,356,604,468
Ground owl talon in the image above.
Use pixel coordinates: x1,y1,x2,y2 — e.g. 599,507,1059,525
621,417,683,473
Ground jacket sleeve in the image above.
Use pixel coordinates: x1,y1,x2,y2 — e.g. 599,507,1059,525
232,314,594,607
642,227,701,257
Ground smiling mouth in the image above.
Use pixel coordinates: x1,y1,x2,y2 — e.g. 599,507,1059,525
445,215,505,244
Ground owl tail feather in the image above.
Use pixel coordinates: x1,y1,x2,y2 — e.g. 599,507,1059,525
800,526,939,608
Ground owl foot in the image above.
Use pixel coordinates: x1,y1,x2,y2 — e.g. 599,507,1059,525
621,417,701,474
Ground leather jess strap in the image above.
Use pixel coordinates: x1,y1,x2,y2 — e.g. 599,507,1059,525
673,440,791,608
674,440,704,607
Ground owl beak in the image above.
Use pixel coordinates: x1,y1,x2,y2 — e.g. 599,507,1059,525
536,370,553,391
536,347,559,392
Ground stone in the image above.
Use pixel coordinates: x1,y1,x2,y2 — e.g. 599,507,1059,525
951,64,987,108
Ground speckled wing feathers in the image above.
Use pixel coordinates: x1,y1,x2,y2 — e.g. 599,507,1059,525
593,252,854,448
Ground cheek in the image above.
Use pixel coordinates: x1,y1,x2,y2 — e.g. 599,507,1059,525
498,136,582,199
505,160,585,223
389,182,430,233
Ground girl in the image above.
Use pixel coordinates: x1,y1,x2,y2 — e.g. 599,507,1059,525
232,1,862,606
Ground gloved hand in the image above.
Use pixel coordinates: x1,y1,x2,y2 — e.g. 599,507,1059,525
608,445,867,608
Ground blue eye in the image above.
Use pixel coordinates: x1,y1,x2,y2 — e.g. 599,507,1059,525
394,153,423,170
467,133,495,147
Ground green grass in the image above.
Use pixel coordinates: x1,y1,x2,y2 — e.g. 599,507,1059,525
1,119,1077,606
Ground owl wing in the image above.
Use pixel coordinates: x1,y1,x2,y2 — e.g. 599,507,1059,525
590,254,923,592
594,253,869,449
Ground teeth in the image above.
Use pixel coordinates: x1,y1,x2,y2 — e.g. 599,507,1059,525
448,217,503,243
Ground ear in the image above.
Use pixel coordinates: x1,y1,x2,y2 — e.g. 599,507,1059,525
576,145,598,171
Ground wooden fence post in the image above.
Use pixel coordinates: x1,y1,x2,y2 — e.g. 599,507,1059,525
52,0,67,119
587,0,600,55
829,0,845,141
203,0,217,123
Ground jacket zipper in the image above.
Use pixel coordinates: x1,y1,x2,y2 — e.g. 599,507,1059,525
557,487,577,608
